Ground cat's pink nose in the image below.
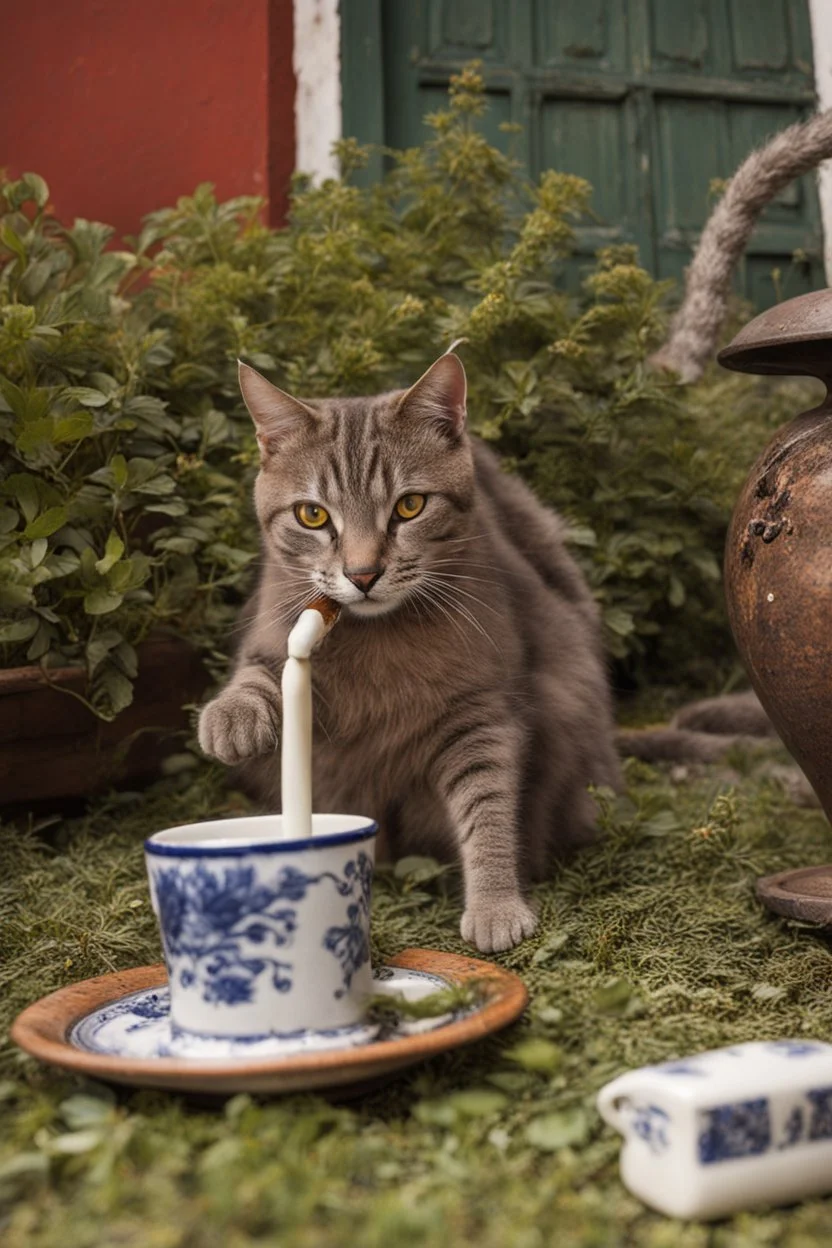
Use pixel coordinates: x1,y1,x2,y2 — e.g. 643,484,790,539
345,567,383,594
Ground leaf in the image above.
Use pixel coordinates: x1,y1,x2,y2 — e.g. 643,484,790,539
83,588,124,615
63,386,109,408
525,1108,589,1152
15,418,55,454
447,1089,508,1117
24,506,67,540
0,618,39,644
641,810,682,837
43,551,80,578
0,506,19,535
485,1071,536,1094
202,409,229,446
53,412,94,444
86,629,123,675
99,666,134,714
30,538,48,567
43,1128,105,1155
0,1152,49,1201
145,500,188,517
504,1037,563,1073
751,983,787,1003
22,171,49,207
27,621,52,661
393,856,449,886
564,525,597,548
21,258,52,300
0,222,26,263
60,1092,116,1130
412,1099,457,1128
4,473,39,525
531,931,571,965
112,639,138,678
668,575,686,608
110,454,128,490
603,607,635,637
593,978,643,1017
95,530,125,575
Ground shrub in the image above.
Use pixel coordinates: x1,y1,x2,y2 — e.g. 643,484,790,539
0,176,254,718
0,67,815,711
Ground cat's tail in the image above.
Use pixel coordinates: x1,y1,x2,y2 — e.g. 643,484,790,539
616,690,777,763
650,108,832,384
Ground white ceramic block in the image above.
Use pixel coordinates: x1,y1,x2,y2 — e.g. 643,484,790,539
598,1040,832,1220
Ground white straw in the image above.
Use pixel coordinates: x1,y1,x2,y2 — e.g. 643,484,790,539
280,606,337,840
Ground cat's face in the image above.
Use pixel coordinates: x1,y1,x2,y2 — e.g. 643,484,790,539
240,355,475,618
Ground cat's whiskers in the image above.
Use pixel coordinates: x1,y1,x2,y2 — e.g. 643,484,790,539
421,571,504,620
224,575,314,635
253,584,321,631
428,556,544,585
411,583,475,654
423,569,503,594
418,575,502,653
431,531,490,547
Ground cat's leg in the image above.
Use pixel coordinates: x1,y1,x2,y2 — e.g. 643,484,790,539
198,660,281,764
428,708,537,953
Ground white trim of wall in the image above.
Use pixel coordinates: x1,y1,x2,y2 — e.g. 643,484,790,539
293,0,342,182
809,0,832,283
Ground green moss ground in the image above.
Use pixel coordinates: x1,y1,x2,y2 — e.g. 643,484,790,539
5,750,832,1246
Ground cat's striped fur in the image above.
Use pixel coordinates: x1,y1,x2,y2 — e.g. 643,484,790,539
198,354,621,952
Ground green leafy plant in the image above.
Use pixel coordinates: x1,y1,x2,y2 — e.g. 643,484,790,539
0,66,814,715
0,176,255,718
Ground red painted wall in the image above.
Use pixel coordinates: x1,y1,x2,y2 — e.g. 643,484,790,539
0,0,295,240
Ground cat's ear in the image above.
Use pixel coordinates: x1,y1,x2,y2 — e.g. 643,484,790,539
397,351,467,442
238,361,317,459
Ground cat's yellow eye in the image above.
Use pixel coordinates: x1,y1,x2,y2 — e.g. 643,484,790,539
295,502,329,529
395,493,426,521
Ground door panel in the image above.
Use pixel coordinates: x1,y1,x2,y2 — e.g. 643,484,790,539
534,0,629,73
427,0,508,62
343,0,824,308
649,0,709,73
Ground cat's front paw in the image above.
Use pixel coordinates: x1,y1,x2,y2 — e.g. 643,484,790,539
198,689,279,764
460,894,537,953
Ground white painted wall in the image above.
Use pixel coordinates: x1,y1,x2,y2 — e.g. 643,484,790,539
293,0,342,182
809,0,832,282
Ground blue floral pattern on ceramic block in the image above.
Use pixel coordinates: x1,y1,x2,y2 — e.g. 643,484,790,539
656,1061,708,1076
698,1098,771,1164
632,1104,671,1155
778,1105,804,1149
768,1041,827,1058
808,1087,832,1140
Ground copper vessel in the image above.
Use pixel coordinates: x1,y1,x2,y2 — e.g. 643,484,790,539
721,289,832,821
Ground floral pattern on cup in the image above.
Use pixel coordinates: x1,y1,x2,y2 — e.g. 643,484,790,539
152,851,373,1006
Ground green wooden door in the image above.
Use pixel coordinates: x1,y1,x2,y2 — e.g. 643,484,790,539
341,0,824,306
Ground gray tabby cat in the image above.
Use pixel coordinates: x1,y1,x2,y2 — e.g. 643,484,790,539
198,352,621,952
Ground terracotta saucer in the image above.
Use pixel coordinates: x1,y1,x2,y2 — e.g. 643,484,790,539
757,865,832,926
11,948,528,1095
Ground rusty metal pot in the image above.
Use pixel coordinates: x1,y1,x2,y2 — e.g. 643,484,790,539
720,289,832,821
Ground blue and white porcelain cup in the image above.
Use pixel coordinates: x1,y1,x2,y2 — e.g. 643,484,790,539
144,814,377,1043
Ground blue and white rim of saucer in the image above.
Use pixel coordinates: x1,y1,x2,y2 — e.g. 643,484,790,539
145,816,379,859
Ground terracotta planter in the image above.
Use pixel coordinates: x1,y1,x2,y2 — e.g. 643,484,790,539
0,635,208,809
721,290,832,821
